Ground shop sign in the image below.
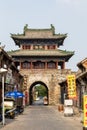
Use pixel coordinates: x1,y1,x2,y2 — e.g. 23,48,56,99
67,74,77,99
64,107,73,116
64,99,73,106
83,95,87,127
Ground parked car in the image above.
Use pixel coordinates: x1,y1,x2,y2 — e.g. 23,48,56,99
36,97,40,101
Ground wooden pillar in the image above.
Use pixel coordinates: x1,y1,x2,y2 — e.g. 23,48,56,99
44,45,47,50
55,45,58,49
20,62,21,69
61,61,65,69
63,61,65,69
31,62,33,69
56,61,58,69
30,45,33,50
45,61,47,69
20,45,23,50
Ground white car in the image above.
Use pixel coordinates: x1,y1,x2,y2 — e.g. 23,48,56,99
36,97,40,101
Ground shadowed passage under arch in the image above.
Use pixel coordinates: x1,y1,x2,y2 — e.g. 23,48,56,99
29,81,49,105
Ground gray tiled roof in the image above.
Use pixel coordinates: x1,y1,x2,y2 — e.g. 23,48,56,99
11,25,67,39
8,49,74,57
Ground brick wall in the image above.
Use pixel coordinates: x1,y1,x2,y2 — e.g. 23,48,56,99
20,69,71,105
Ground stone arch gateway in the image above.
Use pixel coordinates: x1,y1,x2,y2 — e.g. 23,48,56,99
22,69,61,105
20,69,71,105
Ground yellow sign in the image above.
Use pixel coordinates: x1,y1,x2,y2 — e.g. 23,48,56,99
83,95,87,127
67,74,77,99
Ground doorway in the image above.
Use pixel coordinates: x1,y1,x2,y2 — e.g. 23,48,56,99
29,81,48,105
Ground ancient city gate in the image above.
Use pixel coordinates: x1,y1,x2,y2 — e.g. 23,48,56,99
20,69,72,105
9,24,74,105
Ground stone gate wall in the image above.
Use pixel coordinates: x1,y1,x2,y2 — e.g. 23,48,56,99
20,69,71,105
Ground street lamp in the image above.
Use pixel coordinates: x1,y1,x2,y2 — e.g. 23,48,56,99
0,68,7,126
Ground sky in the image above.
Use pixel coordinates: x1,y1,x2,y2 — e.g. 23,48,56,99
0,0,87,71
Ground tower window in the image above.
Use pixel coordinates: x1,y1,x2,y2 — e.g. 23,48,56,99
47,45,55,49
47,61,56,68
34,45,44,50
22,62,31,69
22,45,30,50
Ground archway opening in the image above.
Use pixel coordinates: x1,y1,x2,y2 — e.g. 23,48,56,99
29,81,48,105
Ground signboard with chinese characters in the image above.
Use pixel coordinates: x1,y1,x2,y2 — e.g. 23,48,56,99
64,99,73,116
64,107,73,116
83,94,87,127
67,74,77,99
64,99,73,106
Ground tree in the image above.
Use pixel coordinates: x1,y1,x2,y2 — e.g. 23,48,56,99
35,84,47,97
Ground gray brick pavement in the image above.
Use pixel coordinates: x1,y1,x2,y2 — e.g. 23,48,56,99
0,105,83,130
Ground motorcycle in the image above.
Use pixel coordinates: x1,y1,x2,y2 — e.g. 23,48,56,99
4,97,16,119
16,105,24,114
5,107,16,119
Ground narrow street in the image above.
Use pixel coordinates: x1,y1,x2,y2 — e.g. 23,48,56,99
0,105,83,130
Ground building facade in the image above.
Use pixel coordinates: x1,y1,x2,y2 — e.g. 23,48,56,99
59,57,87,112
0,47,23,105
76,58,87,109
9,24,74,105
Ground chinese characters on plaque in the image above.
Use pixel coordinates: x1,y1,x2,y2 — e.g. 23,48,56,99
67,74,77,99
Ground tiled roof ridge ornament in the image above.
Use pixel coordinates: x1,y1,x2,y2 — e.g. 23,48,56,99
50,24,55,34
23,24,28,34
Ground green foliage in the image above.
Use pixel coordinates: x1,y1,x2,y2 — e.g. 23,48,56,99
35,85,47,97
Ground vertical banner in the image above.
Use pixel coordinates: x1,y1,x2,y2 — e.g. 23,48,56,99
83,95,87,128
67,74,77,99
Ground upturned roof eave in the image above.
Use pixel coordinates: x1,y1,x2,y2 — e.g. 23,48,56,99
77,57,87,67
11,35,67,40
11,35,67,47
0,47,12,61
8,49,74,61
11,54,73,62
